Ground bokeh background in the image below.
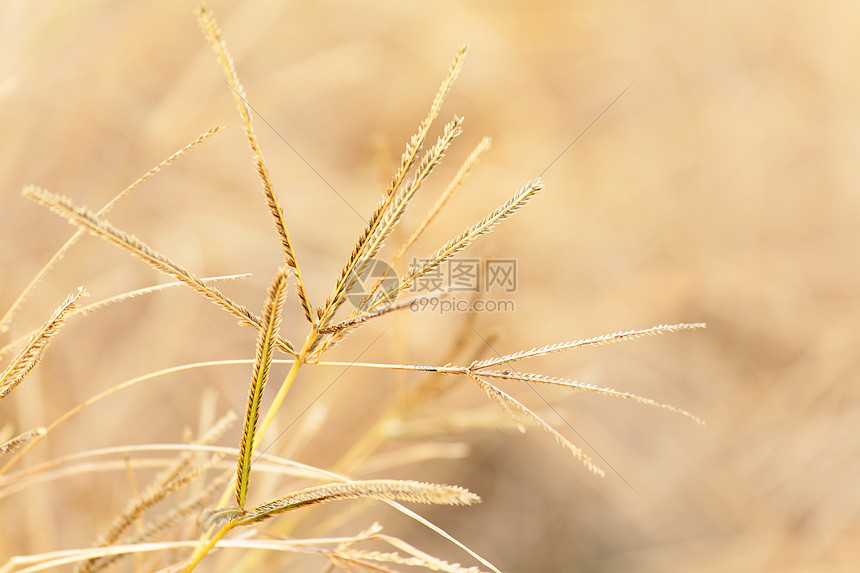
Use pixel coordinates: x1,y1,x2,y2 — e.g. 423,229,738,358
2,1,859,571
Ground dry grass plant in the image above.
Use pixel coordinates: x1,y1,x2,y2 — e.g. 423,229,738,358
0,3,704,571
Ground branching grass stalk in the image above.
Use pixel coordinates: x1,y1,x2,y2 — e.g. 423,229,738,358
4,3,705,570
186,330,317,570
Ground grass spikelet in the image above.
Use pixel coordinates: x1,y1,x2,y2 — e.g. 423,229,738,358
466,372,604,476
474,369,706,425
104,125,225,214
316,47,467,326
236,269,289,509
0,125,223,336
391,136,492,268
91,472,232,573
383,178,543,308
471,322,706,370
386,45,468,204
316,290,450,339
354,118,465,310
232,479,480,527
22,186,297,355
0,287,85,399
394,117,464,214
0,428,46,457
75,273,251,318
196,2,314,324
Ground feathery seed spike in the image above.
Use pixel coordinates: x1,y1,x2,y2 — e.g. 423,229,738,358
471,323,706,370
22,186,297,355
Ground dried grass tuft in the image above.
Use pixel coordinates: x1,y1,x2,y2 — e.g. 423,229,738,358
74,412,236,573
0,288,86,399
3,5,705,572
231,479,480,527
0,428,46,457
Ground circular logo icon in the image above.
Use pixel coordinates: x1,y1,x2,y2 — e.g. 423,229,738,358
345,258,399,310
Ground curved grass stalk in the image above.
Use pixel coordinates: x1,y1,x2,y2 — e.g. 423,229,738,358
0,274,250,362
0,360,267,476
0,125,223,336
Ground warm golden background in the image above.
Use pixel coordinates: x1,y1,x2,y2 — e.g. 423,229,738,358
2,1,858,571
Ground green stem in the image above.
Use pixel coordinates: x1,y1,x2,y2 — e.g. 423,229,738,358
182,522,233,572
184,330,318,570
254,331,316,447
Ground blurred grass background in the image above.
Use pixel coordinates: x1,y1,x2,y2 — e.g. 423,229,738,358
2,1,859,571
